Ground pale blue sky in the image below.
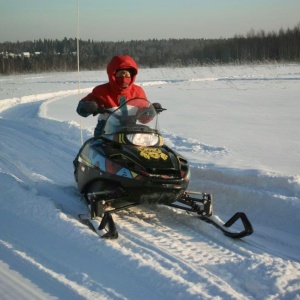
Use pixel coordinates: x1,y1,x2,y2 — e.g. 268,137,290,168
1,0,299,42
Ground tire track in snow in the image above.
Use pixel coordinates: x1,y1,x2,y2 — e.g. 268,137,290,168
112,206,253,299
111,204,300,300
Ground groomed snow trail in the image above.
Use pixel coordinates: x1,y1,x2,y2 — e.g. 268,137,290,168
1,66,300,299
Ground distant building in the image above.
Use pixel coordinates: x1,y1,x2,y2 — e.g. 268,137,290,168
22,52,30,58
0,52,16,58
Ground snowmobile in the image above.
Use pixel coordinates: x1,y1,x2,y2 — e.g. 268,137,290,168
74,98,253,239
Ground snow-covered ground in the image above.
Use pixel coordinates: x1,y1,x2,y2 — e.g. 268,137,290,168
0,63,299,300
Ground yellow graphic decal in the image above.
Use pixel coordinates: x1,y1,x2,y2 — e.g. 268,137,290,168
137,147,168,160
159,136,164,146
118,134,126,144
131,171,139,178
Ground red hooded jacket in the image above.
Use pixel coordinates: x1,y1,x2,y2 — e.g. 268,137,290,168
79,55,146,108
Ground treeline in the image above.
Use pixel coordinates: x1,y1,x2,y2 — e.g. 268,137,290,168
1,23,299,74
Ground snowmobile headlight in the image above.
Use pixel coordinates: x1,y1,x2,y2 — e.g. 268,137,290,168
126,133,159,146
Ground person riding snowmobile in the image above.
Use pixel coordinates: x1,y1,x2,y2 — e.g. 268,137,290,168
73,57,253,240
76,55,148,137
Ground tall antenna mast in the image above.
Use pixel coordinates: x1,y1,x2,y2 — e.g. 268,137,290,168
77,0,83,145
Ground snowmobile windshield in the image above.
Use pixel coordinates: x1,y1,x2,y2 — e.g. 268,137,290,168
102,98,160,138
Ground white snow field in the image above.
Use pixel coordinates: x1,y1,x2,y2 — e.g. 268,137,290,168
0,63,300,300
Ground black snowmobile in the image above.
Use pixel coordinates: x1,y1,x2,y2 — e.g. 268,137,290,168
74,98,253,239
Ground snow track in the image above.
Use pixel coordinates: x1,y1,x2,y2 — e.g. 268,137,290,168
0,65,300,299
114,205,300,299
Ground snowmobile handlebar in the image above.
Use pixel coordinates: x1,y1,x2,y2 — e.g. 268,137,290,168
95,102,166,116
152,102,167,113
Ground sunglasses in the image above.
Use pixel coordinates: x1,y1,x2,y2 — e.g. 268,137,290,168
115,69,132,78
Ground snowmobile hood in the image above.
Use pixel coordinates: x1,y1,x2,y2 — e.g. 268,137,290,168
107,55,138,93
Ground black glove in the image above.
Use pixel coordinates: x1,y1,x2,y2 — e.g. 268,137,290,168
77,101,98,117
152,102,166,113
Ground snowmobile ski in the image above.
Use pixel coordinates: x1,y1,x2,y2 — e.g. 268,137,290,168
79,212,118,239
167,191,253,238
200,212,253,239
78,189,138,239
